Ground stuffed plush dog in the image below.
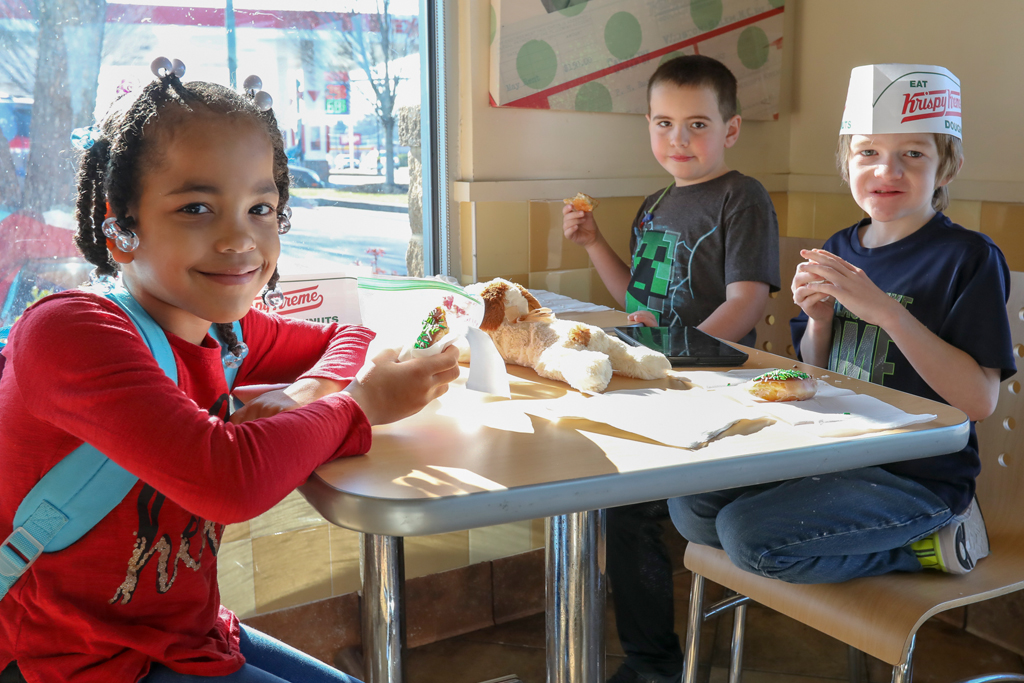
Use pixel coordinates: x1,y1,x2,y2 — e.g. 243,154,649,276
463,278,671,393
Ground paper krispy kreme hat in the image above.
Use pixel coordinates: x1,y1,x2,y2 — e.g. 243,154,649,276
840,64,962,139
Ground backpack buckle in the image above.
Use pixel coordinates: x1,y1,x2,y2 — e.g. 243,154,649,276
0,527,44,578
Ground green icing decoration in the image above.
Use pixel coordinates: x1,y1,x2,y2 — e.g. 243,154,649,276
414,309,448,349
754,369,810,382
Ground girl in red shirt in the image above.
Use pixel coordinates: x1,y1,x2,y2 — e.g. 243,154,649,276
0,58,458,683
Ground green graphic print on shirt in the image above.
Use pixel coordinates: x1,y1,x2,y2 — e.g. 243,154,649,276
625,224,719,326
827,293,913,385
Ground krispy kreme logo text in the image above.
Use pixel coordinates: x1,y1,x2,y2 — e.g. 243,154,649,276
252,285,324,315
901,88,961,124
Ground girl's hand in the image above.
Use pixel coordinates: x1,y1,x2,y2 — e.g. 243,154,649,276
344,345,461,426
562,204,600,248
626,310,658,327
796,249,903,328
229,379,345,424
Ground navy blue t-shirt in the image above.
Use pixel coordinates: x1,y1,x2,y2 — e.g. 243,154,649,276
791,212,1016,514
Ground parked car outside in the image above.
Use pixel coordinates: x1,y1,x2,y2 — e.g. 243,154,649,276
288,164,325,189
359,150,402,173
331,155,358,171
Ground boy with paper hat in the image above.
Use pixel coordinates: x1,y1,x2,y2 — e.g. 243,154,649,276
669,64,1016,583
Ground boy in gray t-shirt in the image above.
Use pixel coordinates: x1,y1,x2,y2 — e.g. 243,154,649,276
562,55,780,683
626,170,779,345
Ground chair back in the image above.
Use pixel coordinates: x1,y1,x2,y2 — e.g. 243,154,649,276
974,270,1024,542
754,236,824,358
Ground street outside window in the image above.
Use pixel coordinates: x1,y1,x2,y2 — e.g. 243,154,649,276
0,0,430,336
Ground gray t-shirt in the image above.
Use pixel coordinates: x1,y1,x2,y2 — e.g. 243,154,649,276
626,171,780,346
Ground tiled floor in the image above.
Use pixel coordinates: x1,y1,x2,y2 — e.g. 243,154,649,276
403,570,1024,683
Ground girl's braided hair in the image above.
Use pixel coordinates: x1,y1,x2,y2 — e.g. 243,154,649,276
73,73,290,357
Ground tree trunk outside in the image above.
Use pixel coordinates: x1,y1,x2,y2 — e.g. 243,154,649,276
22,0,106,215
383,115,395,189
0,128,23,209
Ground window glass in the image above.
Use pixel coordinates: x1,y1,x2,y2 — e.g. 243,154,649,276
0,0,428,337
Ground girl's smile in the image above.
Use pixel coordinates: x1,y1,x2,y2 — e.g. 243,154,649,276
111,111,281,344
198,266,262,286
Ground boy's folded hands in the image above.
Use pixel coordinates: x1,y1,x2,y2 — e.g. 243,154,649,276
562,203,600,248
793,248,904,328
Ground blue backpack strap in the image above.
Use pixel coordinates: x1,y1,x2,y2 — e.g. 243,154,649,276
1,287,178,600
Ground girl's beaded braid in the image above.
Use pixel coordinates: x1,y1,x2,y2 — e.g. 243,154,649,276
73,68,290,358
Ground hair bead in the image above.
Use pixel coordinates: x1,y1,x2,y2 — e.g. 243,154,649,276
253,90,273,112
101,217,119,238
114,231,139,253
222,342,249,368
262,286,285,309
150,56,173,78
243,75,263,92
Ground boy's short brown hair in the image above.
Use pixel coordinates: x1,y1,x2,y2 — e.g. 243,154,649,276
835,134,963,212
647,55,738,121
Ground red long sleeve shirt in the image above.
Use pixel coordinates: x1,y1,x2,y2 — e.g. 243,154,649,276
0,291,374,683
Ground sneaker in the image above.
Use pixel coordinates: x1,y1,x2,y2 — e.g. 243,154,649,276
911,497,990,574
607,663,681,683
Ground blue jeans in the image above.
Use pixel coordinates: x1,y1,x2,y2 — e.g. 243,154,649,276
668,467,953,584
141,625,361,683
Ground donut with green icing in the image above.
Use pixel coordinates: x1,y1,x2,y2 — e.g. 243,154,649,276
747,368,817,402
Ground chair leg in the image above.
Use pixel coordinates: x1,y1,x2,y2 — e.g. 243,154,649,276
682,573,706,683
848,646,867,683
891,635,916,683
727,602,747,683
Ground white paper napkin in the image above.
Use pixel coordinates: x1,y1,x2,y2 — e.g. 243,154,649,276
718,383,934,436
520,388,766,449
465,326,512,398
681,369,935,437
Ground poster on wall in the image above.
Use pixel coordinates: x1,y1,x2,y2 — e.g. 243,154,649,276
489,0,785,120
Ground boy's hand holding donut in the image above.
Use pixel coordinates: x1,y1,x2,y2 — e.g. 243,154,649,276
562,202,600,249
795,249,903,328
344,345,461,426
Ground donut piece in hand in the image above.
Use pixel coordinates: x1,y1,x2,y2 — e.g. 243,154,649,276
747,369,817,402
563,192,599,212
414,307,449,350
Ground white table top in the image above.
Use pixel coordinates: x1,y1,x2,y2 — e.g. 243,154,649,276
300,313,969,537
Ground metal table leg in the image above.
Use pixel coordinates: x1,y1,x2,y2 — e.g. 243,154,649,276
546,510,606,683
361,533,406,683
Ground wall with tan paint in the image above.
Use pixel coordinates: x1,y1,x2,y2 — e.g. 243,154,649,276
456,0,1024,200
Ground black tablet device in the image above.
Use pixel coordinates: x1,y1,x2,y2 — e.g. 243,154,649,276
613,325,749,367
